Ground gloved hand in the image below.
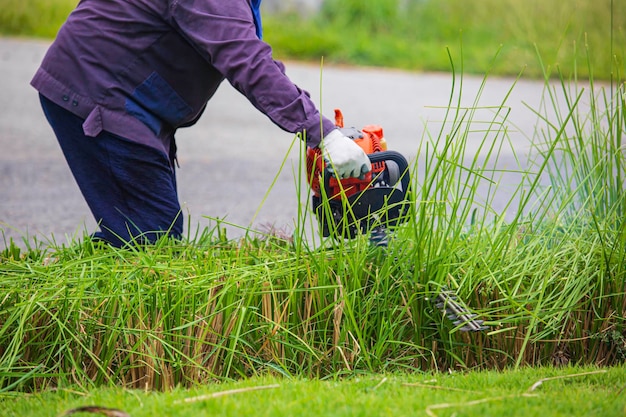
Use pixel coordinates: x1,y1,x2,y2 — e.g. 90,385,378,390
321,128,372,179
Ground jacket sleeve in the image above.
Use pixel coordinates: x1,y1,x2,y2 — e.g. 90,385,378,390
169,0,335,147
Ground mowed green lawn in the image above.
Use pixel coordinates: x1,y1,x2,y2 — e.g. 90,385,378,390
3,366,625,417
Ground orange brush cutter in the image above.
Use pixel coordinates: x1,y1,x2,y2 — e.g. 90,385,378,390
306,109,411,241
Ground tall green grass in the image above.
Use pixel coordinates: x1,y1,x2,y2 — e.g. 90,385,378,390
1,49,624,391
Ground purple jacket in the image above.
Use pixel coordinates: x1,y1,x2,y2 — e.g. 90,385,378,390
31,0,335,155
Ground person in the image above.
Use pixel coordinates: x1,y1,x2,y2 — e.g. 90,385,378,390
31,0,371,247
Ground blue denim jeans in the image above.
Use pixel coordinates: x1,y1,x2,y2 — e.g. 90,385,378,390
39,94,183,247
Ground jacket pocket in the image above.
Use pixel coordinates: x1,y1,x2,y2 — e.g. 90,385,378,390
125,71,193,135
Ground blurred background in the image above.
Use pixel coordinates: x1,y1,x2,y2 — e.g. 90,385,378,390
1,0,623,79
262,0,624,80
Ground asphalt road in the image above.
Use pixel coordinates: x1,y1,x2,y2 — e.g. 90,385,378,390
1,37,556,248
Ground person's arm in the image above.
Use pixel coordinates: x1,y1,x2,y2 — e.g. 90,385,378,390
169,0,370,177
169,0,332,146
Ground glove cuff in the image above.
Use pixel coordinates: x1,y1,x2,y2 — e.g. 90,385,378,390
321,128,344,148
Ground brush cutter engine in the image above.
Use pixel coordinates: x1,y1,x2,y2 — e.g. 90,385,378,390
306,109,411,241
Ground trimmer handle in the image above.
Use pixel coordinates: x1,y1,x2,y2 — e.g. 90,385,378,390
367,150,410,194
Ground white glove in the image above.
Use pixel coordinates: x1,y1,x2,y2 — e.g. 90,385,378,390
321,128,372,179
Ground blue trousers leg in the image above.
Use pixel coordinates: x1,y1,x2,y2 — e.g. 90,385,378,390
39,94,183,247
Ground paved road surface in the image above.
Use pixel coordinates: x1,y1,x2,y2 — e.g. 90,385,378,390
0,37,558,248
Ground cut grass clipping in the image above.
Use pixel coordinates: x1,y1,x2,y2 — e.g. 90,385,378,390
1,52,625,391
